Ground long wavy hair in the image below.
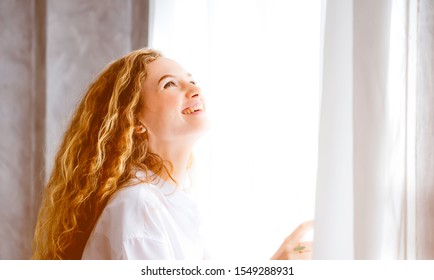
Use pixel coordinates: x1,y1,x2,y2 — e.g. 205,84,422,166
32,48,168,259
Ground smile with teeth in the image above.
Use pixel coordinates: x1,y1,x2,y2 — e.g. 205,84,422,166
182,104,204,115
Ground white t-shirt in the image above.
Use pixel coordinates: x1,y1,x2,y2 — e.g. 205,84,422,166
81,173,207,260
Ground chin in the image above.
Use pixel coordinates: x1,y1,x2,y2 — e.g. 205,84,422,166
198,118,211,135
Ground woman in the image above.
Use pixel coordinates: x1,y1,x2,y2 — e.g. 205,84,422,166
32,48,313,260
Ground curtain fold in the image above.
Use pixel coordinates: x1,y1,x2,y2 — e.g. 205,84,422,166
416,0,434,260
0,0,44,260
314,0,355,260
315,0,410,259
0,0,150,259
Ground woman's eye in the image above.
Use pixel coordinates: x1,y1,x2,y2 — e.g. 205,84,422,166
163,81,176,89
190,81,196,85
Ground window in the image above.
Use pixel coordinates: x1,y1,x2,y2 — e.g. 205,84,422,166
151,0,321,260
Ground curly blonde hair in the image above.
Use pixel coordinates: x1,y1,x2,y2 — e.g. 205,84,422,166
32,48,168,259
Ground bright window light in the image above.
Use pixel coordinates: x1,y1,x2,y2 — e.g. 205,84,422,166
151,0,321,260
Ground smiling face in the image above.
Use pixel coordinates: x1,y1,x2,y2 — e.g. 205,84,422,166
139,57,209,146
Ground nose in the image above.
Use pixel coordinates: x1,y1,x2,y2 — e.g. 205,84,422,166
185,82,201,99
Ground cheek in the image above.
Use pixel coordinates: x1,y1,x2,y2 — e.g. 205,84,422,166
158,97,180,119
142,98,180,126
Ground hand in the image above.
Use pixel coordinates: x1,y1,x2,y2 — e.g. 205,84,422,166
271,220,314,260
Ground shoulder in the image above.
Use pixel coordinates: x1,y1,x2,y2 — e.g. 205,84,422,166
95,181,170,239
108,181,164,211
82,181,172,259
104,181,168,219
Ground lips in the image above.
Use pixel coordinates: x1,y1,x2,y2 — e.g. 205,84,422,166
182,102,204,115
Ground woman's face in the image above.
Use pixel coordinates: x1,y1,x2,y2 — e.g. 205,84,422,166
139,57,209,145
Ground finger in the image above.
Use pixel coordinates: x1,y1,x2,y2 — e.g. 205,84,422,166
290,251,312,260
285,220,314,243
299,241,313,247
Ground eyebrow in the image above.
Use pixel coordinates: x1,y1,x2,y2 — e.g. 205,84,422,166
157,73,192,85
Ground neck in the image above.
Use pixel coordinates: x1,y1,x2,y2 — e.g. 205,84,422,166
149,139,194,187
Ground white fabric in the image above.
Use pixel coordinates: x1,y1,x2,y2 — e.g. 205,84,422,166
315,0,411,259
415,0,434,259
81,174,206,260
314,0,354,260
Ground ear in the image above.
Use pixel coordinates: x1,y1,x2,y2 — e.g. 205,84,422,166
134,124,147,134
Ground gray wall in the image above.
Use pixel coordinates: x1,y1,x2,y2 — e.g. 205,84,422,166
0,0,149,259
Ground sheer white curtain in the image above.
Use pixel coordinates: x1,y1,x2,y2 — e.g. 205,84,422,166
149,0,432,260
315,0,417,259
415,0,434,259
149,0,321,260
